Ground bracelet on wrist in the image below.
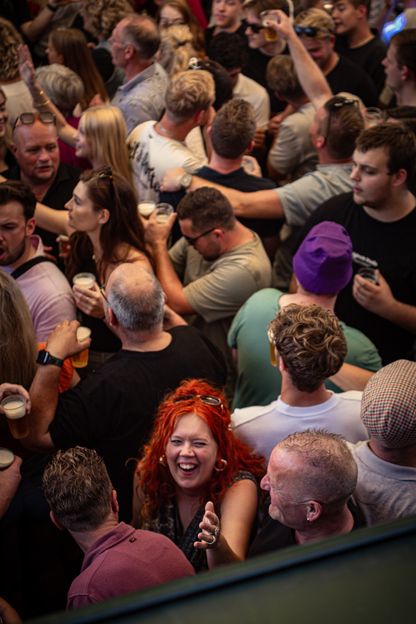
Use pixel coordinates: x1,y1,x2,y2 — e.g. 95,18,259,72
37,99,51,107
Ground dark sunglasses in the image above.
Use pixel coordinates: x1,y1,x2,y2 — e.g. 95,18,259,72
173,394,223,408
246,22,265,34
294,25,333,37
183,227,217,246
13,112,56,131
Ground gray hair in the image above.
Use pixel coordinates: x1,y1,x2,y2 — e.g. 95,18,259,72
107,266,165,331
36,64,84,114
278,429,357,512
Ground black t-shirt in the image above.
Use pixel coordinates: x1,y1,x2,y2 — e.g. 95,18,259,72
205,21,248,49
49,326,227,521
335,31,386,97
248,497,366,558
160,165,283,241
242,46,286,115
327,54,378,107
297,192,416,365
4,162,81,259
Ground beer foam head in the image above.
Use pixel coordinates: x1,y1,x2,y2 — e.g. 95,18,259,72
0,448,14,468
77,326,92,342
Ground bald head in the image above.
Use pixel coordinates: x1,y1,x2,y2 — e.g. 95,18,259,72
12,120,59,187
107,265,165,331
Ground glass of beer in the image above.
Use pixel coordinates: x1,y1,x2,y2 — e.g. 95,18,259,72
71,326,92,369
0,448,14,470
73,272,96,290
1,395,29,439
138,201,156,219
260,10,279,41
58,234,71,256
155,203,174,224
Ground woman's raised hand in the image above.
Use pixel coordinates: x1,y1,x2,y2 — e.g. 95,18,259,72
195,501,221,550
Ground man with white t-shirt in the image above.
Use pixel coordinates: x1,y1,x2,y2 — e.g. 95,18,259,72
232,302,368,462
128,70,214,202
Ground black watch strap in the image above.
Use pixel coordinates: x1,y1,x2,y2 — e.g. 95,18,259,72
36,349,64,368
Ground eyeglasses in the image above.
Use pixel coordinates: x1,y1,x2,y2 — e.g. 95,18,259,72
324,97,358,144
173,394,223,408
183,227,217,246
246,22,265,34
294,25,333,37
13,112,56,131
99,283,109,304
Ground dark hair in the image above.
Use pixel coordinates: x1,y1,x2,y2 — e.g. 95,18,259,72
391,29,416,76
42,447,113,532
208,32,249,71
0,180,36,221
177,187,236,231
244,0,290,18
355,123,416,181
193,59,233,111
268,303,347,392
210,99,256,159
121,15,161,60
266,54,304,100
66,167,151,283
155,0,206,56
321,96,364,160
344,0,371,15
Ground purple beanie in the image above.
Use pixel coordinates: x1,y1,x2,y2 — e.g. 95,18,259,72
293,221,353,294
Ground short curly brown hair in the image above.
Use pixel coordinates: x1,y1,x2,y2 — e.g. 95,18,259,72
268,303,347,392
81,0,133,40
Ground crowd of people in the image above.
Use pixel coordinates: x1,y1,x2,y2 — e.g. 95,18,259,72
0,0,416,619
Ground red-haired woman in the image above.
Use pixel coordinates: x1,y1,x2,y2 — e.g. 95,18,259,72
133,379,265,572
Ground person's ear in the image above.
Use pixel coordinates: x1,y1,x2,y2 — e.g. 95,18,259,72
50,511,65,531
98,209,110,225
392,168,407,187
26,217,36,237
107,307,118,327
110,490,119,514
306,501,322,522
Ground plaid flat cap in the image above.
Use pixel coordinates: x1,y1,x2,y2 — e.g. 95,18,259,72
361,360,416,448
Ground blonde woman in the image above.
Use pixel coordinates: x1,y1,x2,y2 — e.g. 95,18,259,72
158,24,197,77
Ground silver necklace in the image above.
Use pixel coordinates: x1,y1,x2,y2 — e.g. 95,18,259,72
157,122,186,145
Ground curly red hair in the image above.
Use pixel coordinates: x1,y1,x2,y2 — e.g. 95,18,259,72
137,379,265,522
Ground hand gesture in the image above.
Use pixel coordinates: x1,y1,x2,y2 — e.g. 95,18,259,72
145,210,176,248
0,385,30,416
46,320,90,360
195,501,221,550
17,45,37,90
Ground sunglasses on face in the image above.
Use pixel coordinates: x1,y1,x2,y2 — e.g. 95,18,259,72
247,22,265,34
294,25,333,37
13,112,56,131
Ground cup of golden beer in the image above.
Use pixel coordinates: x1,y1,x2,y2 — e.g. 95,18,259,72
138,201,156,219
260,10,278,41
269,341,277,367
73,272,96,290
0,448,15,470
59,234,70,256
1,395,29,439
71,326,92,369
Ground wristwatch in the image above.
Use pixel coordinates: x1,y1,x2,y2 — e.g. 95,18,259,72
180,173,193,189
36,350,64,368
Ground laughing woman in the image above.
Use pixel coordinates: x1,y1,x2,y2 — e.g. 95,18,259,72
133,379,265,572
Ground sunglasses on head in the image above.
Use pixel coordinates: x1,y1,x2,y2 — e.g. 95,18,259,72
173,394,223,408
294,25,333,37
13,112,56,131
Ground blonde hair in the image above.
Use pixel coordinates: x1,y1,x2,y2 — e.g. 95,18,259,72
81,106,132,186
294,8,335,40
0,270,38,389
0,18,22,81
156,0,206,57
158,25,197,77
165,70,215,123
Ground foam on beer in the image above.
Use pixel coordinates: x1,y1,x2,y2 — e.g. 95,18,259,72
77,326,92,342
2,399,26,419
0,448,14,469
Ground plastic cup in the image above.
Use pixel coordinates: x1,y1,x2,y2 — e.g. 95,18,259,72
364,107,383,128
269,342,277,367
1,395,29,439
138,201,156,219
59,235,70,255
260,10,278,41
71,326,92,369
155,203,174,224
0,448,14,470
73,272,95,290
358,267,378,285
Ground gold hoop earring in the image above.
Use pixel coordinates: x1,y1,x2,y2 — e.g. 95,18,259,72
214,459,227,472
159,455,167,467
